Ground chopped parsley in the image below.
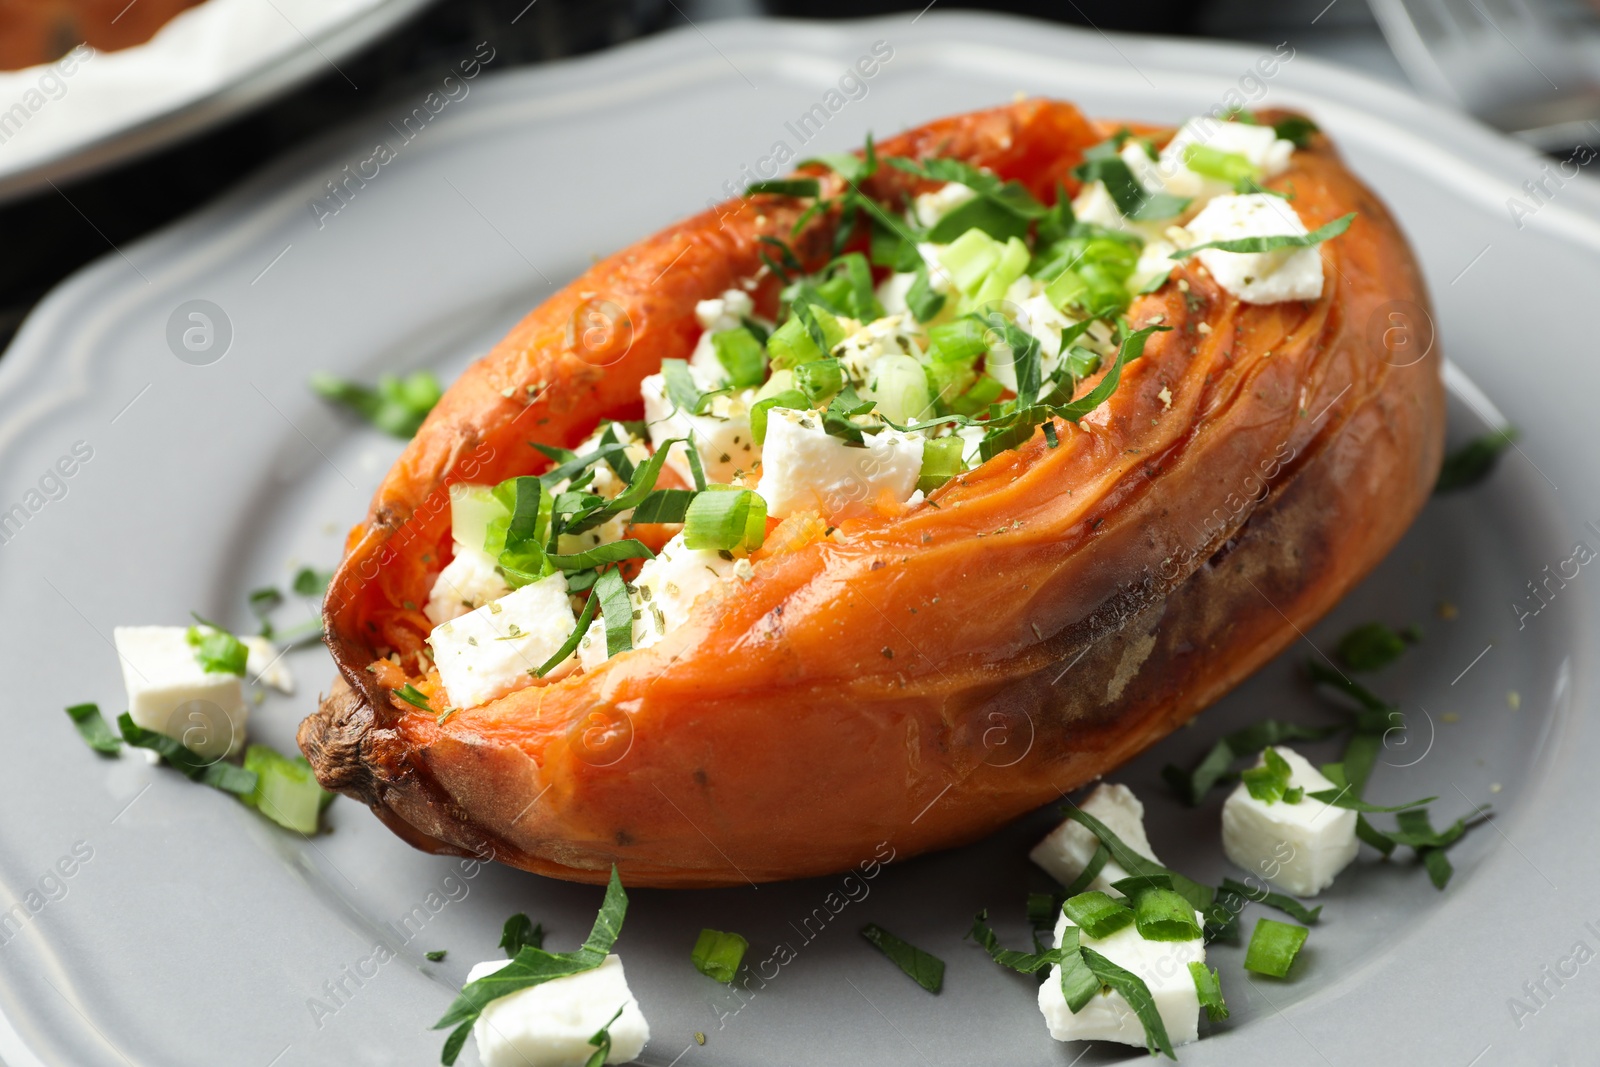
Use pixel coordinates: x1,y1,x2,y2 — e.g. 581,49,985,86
186,617,248,676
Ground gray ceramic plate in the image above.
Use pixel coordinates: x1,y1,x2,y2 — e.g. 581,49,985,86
0,13,1595,1066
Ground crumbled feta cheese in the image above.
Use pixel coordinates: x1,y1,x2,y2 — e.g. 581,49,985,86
1038,905,1205,1048
467,954,649,1067
755,407,923,520
425,546,513,626
912,182,978,228
1184,194,1324,304
957,425,986,467
834,314,924,386
1071,180,1128,231
429,573,577,709
1221,746,1358,897
577,532,737,670
1131,238,1179,293
1029,783,1162,894
241,636,293,694
1154,118,1295,200
113,626,248,759
640,371,759,485
689,289,758,381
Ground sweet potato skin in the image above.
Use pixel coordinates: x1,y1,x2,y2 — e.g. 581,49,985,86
300,100,1444,886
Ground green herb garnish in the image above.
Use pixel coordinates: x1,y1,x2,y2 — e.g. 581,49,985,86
1243,918,1308,978
1241,747,1299,804
1163,719,1340,805
500,913,545,956
393,684,432,712
186,618,248,676
310,369,441,438
692,928,750,984
66,702,120,755
594,569,634,659
583,1006,626,1067
1170,212,1355,259
292,567,333,597
116,712,256,795
1071,152,1190,221
425,950,447,962
859,924,944,993
746,178,821,198
1435,428,1517,493
1272,115,1319,149
1189,962,1229,1020
1060,805,1214,912
1217,878,1322,925
434,866,627,1065
1336,621,1412,672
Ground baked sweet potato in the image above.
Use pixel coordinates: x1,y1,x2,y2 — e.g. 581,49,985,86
299,99,1444,887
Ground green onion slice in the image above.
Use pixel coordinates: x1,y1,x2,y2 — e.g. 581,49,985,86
1063,891,1134,939
683,488,767,552
1243,918,1308,978
241,744,332,834
692,928,750,984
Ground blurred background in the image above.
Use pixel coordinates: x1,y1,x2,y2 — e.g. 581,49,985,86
2,0,1599,350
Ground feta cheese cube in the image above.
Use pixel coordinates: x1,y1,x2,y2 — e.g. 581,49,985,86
1030,783,1162,895
429,573,578,709
577,532,736,670
912,181,977,228
467,954,649,1067
754,407,923,520
689,288,757,382
1184,194,1324,304
426,546,513,626
242,636,294,694
640,371,759,485
833,314,925,387
1222,746,1358,897
113,626,248,759
1154,118,1294,201
1039,907,1205,1048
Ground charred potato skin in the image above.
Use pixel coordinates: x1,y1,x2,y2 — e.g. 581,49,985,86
299,101,1444,886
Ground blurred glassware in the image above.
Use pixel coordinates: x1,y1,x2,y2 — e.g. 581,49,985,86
1369,0,1600,149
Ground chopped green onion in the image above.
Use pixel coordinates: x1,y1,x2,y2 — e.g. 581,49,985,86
394,684,432,711
310,369,442,438
1122,883,1202,942
1171,212,1355,259
768,304,846,369
1243,918,1308,978
434,867,627,1065
116,712,257,795
917,435,966,493
712,327,766,389
947,374,1004,417
66,702,120,755
967,910,1071,974
750,389,810,446
1189,962,1229,1021
1183,144,1258,184
692,928,749,984
1436,428,1517,493
863,354,933,425
241,744,333,834
1241,747,1297,804
683,488,767,552
1064,891,1134,939
860,923,944,993
793,357,845,402
500,913,544,956
186,620,248,676
487,475,554,588
926,318,988,363
746,178,820,198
